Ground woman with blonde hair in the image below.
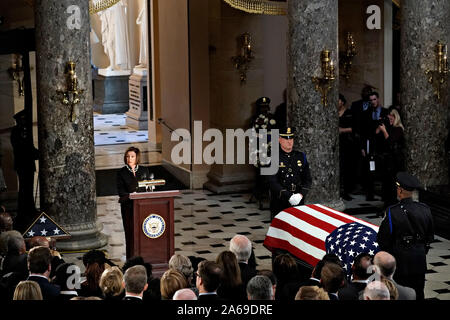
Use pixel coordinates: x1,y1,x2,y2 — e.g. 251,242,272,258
160,269,188,300
13,280,43,300
100,266,125,301
377,107,406,208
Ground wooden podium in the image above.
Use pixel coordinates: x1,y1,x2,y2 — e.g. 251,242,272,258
129,190,180,278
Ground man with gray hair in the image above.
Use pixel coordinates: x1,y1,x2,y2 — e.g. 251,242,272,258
247,275,274,300
363,280,390,300
373,251,416,300
123,265,148,301
230,234,256,286
173,288,198,300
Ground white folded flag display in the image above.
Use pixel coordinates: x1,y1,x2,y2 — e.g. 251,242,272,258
263,204,379,267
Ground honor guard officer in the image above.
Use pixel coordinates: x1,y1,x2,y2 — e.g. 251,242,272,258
267,127,312,220
377,172,434,300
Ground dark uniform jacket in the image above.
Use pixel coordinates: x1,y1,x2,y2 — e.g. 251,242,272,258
377,197,434,277
267,149,312,218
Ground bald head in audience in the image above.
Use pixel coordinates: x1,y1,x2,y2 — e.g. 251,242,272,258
373,251,397,279
173,288,197,300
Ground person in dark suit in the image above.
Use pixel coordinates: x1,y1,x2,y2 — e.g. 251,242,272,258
267,127,312,219
359,91,389,200
338,253,373,300
320,262,345,300
377,172,434,300
122,265,148,301
229,235,256,287
52,263,79,300
373,251,416,300
27,246,60,300
116,146,152,258
196,260,222,301
10,110,39,232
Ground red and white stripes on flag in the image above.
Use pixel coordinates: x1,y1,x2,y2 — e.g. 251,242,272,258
263,204,379,267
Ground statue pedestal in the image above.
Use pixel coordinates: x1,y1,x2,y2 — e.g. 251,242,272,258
126,71,148,130
94,69,132,114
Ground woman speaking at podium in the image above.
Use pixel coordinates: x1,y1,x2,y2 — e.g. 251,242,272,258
117,146,151,258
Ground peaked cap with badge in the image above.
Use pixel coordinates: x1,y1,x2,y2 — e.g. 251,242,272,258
267,127,312,219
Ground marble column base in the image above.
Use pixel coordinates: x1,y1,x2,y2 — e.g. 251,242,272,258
55,221,108,251
203,169,255,194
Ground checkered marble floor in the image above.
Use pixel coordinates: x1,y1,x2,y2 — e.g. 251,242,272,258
62,189,450,300
94,113,148,146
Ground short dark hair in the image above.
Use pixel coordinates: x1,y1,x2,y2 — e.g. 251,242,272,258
339,94,346,105
369,91,379,98
197,260,222,292
28,246,52,274
123,147,141,165
352,253,373,280
321,263,345,293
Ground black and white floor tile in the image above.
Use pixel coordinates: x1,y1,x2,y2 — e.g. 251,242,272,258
94,113,148,146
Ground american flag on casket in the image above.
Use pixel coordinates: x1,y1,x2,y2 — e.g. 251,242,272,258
263,204,379,272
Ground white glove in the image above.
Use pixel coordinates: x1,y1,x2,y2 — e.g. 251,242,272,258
288,193,303,206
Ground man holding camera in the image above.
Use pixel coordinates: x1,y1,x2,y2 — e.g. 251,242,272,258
360,91,388,201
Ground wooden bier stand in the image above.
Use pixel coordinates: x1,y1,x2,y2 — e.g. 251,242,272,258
129,190,180,278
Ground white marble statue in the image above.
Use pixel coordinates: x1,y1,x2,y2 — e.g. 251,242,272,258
97,0,131,72
136,1,148,68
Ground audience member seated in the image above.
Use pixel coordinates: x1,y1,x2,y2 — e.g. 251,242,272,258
373,251,416,300
381,277,399,300
295,286,329,300
13,280,43,300
78,249,105,298
229,235,256,287
173,288,197,300
196,260,222,301
160,269,188,300
257,269,277,299
99,266,125,301
0,231,29,299
247,275,274,300
28,236,64,279
123,265,148,301
362,280,390,300
216,250,247,301
338,253,373,300
169,253,196,291
122,255,160,301
0,212,13,234
70,296,103,300
272,253,300,300
52,262,79,300
27,246,60,300
320,262,345,300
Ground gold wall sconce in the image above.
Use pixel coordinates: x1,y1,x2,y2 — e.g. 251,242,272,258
312,50,336,107
57,61,84,122
8,54,25,97
425,40,448,100
231,33,254,84
339,32,357,80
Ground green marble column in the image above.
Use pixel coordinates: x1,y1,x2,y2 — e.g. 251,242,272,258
34,0,107,249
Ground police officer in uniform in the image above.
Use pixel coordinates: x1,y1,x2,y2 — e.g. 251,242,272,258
377,172,434,300
267,127,312,219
